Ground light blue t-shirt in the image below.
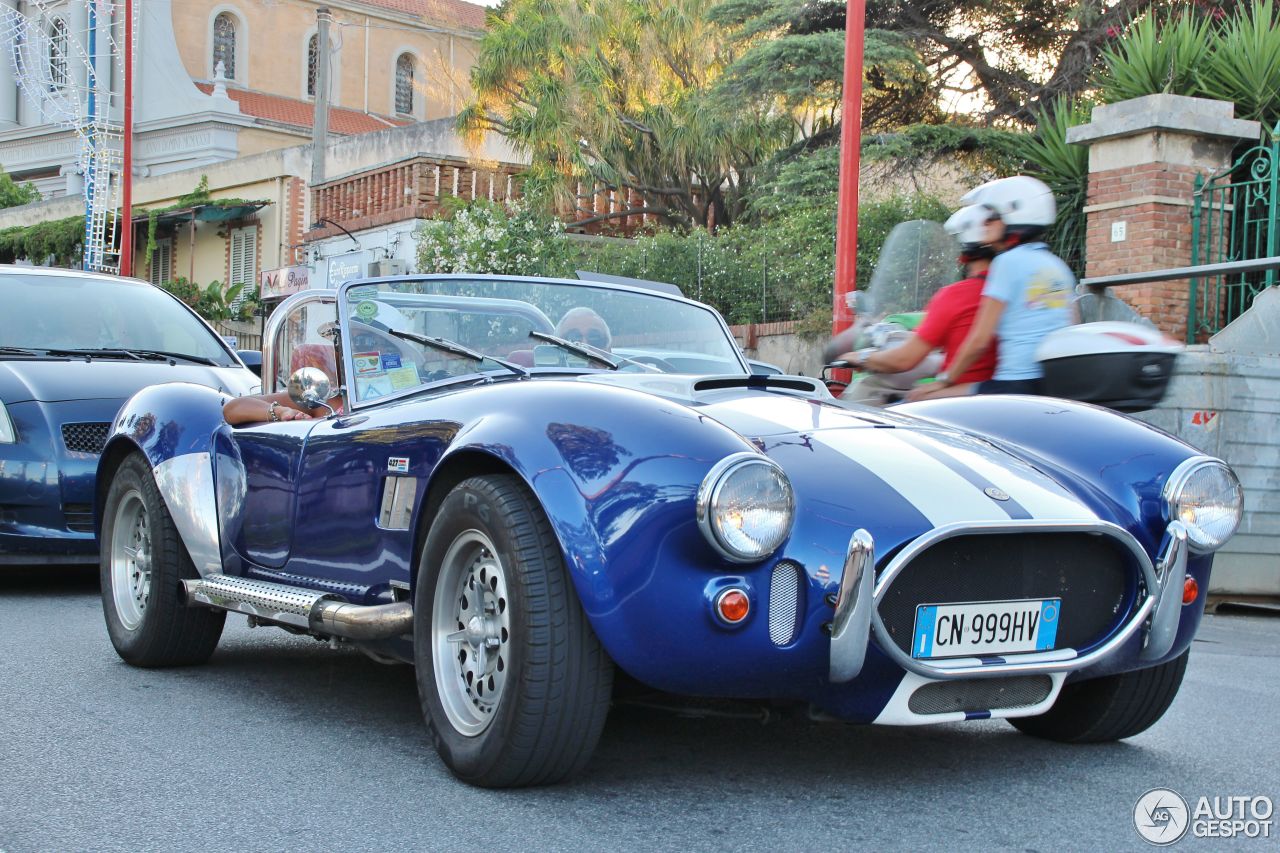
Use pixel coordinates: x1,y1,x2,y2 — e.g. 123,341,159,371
982,242,1075,380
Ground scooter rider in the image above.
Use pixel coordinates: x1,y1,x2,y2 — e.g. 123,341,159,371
910,175,1073,400
836,205,998,398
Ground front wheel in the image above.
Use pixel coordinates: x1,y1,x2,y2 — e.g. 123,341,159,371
415,474,613,787
1010,652,1189,743
100,453,225,666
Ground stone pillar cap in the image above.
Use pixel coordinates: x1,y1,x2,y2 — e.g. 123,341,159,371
1066,94,1261,145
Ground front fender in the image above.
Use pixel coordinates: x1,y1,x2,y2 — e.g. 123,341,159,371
96,382,230,576
423,380,760,685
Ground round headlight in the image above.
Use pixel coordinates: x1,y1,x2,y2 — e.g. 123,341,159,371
697,453,795,563
1163,457,1243,553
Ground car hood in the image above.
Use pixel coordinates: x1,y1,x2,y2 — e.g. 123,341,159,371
577,373,1098,524
0,358,258,404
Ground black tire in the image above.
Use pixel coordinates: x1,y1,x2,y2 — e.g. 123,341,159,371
414,474,613,787
1010,651,1189,743
100,452,225,666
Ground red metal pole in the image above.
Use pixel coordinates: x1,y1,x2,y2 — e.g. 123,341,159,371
119,0,133,277
832,0,866,336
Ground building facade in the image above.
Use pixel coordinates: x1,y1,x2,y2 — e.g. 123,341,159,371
0,0,485,197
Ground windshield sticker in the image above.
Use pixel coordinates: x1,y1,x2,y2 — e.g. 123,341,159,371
349,286,378,301
354,351,384,375
380,352,402,371
387,365,420,390
355,300,380,321
357,375,393,399
388,457,410,473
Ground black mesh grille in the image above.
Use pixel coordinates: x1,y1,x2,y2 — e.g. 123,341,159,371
908,675,1054,715
768,561,803,646
63,502,94,533
879,533,1132,657
61,422,111,455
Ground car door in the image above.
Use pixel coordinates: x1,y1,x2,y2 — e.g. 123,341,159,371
219,291,339,569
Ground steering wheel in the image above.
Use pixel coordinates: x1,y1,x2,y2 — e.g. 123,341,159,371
620,354,678,373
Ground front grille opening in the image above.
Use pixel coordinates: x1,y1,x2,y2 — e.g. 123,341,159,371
768,560,804,646
878,532,1134,657
908,675,1054,715
63,502,95,533
62,422,111,455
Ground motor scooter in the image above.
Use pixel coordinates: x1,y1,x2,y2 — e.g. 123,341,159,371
821,221,1182,412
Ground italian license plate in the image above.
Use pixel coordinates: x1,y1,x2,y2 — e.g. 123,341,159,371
912,598,1061,659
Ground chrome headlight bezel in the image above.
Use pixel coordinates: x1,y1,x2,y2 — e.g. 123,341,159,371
1162,456,1243,553
696,452,795,563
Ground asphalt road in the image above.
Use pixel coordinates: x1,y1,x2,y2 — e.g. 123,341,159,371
2,565,1277,853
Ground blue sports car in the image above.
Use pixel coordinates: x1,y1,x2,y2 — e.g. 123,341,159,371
0,266,258,564
95,274,1242,788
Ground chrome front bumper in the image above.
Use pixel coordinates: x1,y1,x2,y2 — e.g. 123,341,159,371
829,521,1191,682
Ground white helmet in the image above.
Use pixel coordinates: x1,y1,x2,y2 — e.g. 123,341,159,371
944,205,991,249
961,175,1056,228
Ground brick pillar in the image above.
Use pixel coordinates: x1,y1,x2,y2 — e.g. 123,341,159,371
1067,95,1260,340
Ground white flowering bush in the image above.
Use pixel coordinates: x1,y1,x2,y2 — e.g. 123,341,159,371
416,199,573,277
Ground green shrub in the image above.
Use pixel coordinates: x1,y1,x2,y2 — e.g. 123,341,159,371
157,277,259,323
416,197,573,277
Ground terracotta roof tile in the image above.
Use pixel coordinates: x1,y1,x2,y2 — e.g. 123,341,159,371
196,84,411,135
350,0,488,30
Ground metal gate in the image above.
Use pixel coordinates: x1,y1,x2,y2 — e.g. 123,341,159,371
1190,129,1280,342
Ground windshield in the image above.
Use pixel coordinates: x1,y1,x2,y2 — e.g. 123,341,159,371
0,272,236,365
861,220,960,318
337,276,746,404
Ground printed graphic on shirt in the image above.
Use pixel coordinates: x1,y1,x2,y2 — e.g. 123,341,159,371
1023,270,1072,311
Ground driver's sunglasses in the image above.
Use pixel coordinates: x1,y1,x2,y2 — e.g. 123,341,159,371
564,328,608,349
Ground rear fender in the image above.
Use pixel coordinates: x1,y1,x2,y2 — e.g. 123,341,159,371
96,382,231,576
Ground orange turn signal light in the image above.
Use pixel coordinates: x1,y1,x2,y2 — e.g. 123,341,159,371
716,589,750,624
1182,577,1199,605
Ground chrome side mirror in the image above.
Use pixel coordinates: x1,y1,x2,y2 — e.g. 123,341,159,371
287,367,335,415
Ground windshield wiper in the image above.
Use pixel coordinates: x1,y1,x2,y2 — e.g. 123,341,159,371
387,330,529,378
0,346,43,356
527,331,619,369
45,347,145,360
124,348,219,366
528,331,664,373
42,347,219,366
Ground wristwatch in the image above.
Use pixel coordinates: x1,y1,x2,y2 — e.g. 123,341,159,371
268,401,281,422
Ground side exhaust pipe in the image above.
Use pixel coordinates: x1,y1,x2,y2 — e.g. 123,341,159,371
183,574,413,641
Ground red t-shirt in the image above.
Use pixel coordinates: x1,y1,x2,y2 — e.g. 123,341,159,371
913,273,998,384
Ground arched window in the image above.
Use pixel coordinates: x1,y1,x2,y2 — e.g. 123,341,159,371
212,13,237,80
394,53,414,115
306,34,318,97
48,18,68,91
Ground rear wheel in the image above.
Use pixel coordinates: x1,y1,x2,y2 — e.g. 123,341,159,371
415,474,613,787
100,453,224,666
1010,652,1189,743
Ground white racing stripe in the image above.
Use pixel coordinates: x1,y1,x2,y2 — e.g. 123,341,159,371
909,429,1097,521
812,430,1011,526
811,427,1096,526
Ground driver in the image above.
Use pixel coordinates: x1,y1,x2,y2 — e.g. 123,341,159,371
555,307,612,352
834,205,998,398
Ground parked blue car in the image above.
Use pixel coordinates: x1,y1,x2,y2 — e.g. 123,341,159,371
96,275,1242,788
0,266,258,564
